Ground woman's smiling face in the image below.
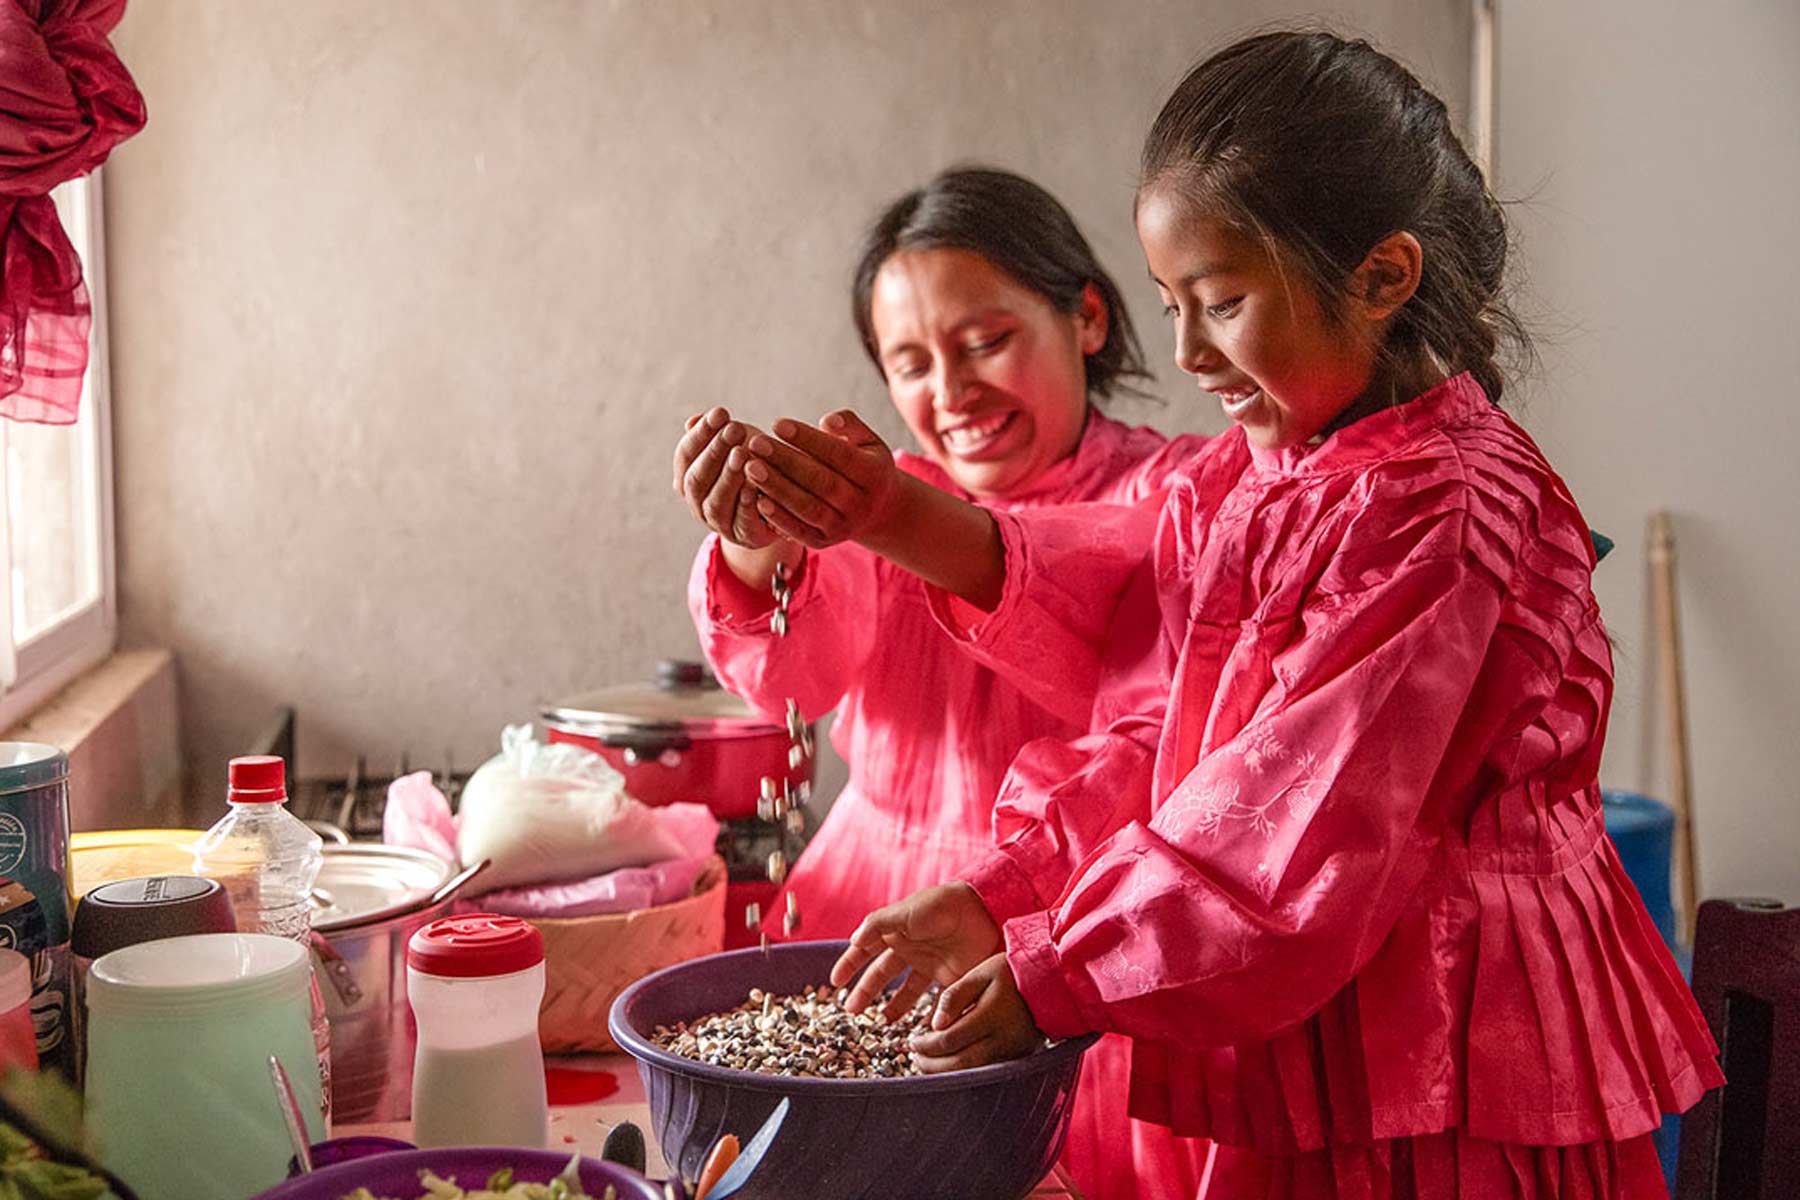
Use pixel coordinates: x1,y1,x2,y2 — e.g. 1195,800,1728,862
869,247,1103,497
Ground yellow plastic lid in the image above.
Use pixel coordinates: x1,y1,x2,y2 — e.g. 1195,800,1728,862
70,829,207,898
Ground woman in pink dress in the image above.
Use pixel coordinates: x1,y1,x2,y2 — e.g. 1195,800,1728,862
674,168,1232,1199
748,33,1718,1200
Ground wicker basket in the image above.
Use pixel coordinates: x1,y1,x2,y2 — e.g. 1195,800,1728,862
531,855,727,1053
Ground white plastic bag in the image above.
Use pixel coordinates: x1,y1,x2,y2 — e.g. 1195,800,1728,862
455,725,706,893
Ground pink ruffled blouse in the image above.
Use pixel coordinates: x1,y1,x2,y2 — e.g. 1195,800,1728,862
946,375,1721,1157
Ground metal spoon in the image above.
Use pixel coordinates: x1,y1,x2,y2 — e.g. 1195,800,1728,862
268,1055,313,1174
601,1120,648,1173
427,857,491,908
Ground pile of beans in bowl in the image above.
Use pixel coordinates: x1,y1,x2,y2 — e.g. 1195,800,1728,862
650,985,936,1079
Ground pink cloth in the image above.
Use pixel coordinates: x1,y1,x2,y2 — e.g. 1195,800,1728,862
948,375,1721,1199
0,0,145,424
690,410,1223,1200
462,854,711,920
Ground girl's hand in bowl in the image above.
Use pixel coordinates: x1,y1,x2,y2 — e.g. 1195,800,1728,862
909,953,1043,1073
830,882,1002,1023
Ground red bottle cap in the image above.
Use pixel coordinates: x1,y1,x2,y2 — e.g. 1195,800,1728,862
408,914,545,978
227,755,287,803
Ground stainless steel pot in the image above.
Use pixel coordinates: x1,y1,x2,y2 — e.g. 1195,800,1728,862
308,843,454,1125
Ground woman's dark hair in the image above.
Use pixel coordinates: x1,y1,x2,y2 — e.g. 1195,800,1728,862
1140,30,1529,403
851,167,1151,401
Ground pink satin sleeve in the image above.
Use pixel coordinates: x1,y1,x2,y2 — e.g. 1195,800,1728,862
687,534,880,722
926,497,1162,732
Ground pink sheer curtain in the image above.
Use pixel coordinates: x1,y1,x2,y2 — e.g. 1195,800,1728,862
0,0,144,424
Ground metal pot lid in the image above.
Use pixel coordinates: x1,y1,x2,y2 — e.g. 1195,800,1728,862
310,843,452,932
541,659,781,736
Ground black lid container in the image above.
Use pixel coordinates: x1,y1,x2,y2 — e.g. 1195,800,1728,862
72,875,237,960
69,875,237,1083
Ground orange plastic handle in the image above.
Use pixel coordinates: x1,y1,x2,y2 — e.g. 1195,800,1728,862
695,1133,741,1199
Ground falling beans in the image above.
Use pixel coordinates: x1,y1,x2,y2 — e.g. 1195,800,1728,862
763,560,808,943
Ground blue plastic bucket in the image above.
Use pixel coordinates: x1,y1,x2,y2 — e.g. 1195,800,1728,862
1601,790,1676,948
1600,790,1683,1186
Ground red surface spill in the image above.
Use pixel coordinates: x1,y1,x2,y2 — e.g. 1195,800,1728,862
545,1066,620,1107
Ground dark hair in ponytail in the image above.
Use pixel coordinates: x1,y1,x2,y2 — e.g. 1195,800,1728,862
852,167,1152,401
1139,30,1529,403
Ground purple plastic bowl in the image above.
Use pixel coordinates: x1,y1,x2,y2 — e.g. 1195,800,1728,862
249,1147,675,1200
287,1135,416,1176
609,940,1096,1200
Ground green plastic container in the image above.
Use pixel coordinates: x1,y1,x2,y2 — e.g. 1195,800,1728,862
85,932,324,1200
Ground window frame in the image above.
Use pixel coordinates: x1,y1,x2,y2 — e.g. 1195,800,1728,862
0,168,119,731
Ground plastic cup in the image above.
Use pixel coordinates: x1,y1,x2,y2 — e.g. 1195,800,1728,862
85,932,324,1199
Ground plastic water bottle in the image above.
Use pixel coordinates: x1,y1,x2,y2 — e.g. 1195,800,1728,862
193,755,333,1121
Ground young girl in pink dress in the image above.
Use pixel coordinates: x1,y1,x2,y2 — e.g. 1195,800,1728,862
674,168,1236,1200
748,32,1718,1200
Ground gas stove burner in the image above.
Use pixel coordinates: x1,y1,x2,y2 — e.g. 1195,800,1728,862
289,756,471,842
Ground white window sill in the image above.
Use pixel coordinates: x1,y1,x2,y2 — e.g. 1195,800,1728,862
1,648,182,831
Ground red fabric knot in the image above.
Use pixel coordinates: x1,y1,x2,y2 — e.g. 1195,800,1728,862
0,0,145,424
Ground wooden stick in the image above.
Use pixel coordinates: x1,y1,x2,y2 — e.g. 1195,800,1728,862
1648,511,1699,944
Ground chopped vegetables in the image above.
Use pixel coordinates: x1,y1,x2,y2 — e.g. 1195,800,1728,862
0,1121,112,1200
339,1154,616,1200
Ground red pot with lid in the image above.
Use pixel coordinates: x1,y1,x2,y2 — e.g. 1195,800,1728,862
541,660,813,820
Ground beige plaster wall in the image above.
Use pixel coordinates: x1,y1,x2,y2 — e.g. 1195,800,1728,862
101,1,1471,813
1497,2,1800,900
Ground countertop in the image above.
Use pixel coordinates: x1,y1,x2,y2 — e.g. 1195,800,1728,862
340,1052,1086,1198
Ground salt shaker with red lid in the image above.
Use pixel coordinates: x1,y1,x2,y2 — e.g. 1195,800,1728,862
406,913,548,1149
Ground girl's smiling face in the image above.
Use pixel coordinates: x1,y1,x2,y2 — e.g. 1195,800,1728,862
1136,182,1388,450
869,247,1104,497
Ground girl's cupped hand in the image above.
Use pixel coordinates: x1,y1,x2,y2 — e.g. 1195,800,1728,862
910,953,1044,1073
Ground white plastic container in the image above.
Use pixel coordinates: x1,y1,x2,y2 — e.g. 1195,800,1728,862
407,913,548,1149
85,933,324,1200
192,755,332,1119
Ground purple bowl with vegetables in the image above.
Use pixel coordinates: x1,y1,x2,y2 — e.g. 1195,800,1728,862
609,940,1095,1200
248,1147,676,1200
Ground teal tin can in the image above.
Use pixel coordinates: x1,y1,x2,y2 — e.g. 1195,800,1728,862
0,743,73,1073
